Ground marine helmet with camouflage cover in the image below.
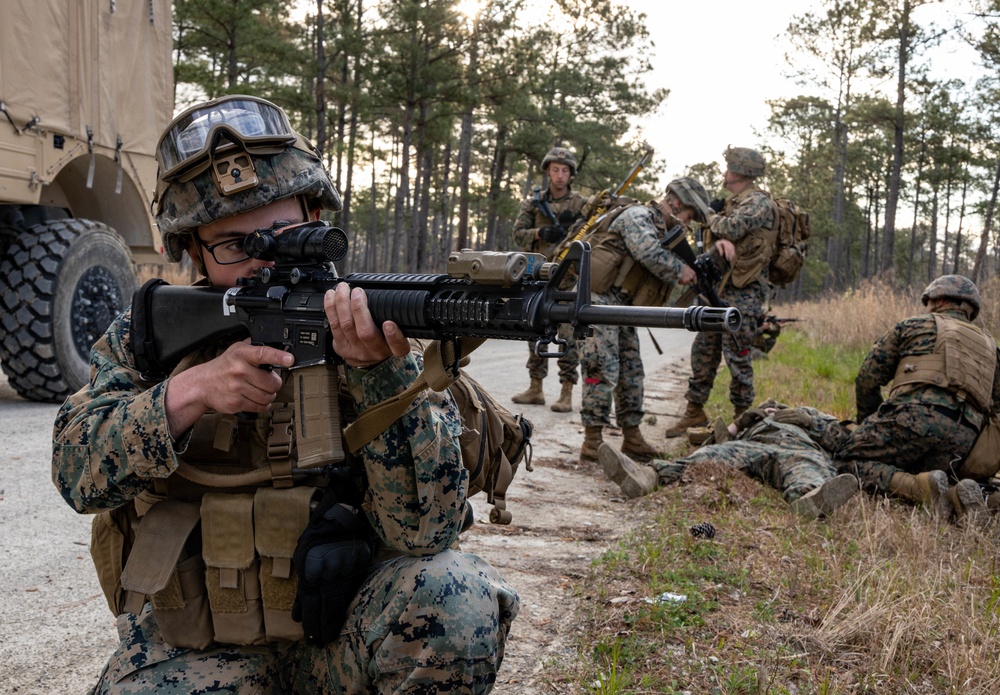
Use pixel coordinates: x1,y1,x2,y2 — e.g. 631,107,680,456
665,176,712,224
723,145,766,178
921,274,982,320
541,146,578,176
153,94,342,266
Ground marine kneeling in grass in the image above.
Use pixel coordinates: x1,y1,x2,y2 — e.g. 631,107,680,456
599,400,859,519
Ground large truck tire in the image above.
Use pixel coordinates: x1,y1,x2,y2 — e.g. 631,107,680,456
0,219,137,402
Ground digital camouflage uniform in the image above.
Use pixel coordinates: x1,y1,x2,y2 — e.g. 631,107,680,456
512,188,586,384
835,308,1000,493
580,204,687,428
650,403,851,502
52,310,519,694
687,185,774,410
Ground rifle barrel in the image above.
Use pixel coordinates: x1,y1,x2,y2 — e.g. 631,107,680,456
548,304,740,334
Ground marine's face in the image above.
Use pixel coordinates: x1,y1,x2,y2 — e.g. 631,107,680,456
547,162,572,195
189,196,308,288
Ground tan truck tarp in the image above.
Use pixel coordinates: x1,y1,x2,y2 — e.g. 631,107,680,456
0,0,173,157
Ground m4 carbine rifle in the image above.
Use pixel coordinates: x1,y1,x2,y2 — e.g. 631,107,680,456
132,222,741,381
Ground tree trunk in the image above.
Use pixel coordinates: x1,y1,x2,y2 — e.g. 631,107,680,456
971,157,1000,283
455,21,479,251
881,0,912,277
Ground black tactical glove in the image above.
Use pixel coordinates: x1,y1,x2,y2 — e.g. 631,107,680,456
709,198,726,213
292,484,373,646
538,225,566,244
558,209,579,227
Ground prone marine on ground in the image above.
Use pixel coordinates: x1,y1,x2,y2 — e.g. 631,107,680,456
510,146,587,413
51,95,518,694
834,274,1000,524
599,400,860,519
578,176,707,463
666,146,776,438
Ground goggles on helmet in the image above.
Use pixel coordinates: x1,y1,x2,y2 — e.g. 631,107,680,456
156,95,297,181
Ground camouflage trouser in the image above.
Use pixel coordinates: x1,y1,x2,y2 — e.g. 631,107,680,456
652,438,836,502
686,282,766,409
90,550,518,694
834,402,978,493
580,322,644,428
525,322,579,383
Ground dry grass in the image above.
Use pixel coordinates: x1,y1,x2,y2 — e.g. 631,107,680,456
563,283,1000,694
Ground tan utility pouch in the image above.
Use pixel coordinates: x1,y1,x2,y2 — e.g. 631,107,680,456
90,505,137,616
960,412,1000,479
119,500,212,649
201,493,265,646
254,486,317,641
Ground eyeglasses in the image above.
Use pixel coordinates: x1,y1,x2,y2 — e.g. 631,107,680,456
157,95,296,181
194,231,252,265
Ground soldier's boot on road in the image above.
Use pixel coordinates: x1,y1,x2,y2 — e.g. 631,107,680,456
790,474,860,520
946,479,989,527
889,470,951,517
598,443,657,499
550,382,574,413
511,378,545,405
580,425,604,462
621,426,659,462
664,402,708,439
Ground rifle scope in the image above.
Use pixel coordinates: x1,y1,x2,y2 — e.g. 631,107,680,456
244,222,349,263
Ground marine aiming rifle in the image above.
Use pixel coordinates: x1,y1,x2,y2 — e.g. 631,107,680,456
555,144,655,262
131,222,741,381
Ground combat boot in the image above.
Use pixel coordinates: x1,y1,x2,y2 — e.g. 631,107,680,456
598,443,657,499
580,425,604,461
621,426,659,462
888,470,951,517
511,378,545,405
790,474,859,520
734,404,749,421
550,382,574,413
946,479,989,527
664,402,708,439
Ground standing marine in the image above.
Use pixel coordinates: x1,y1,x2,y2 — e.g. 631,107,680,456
666,146,776,437
578,177,706,462
510,146,587,413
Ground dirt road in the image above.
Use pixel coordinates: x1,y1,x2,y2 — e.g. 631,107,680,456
0,331,693,693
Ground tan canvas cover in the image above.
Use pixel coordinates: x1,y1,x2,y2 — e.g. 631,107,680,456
0,0,173,156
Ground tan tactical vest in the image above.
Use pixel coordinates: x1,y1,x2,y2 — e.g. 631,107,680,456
525,189,586,258
92,355,350,650
889,313,997,413
589,201,681,307
711,185,778,289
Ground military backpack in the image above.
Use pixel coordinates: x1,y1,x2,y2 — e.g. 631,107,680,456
766,196,812,287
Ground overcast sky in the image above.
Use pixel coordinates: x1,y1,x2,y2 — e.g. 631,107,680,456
622,0,986,188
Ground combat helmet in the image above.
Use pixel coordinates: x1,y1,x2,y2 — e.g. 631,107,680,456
541,146,578,176
665,176,712,224
921,274,982,320
153,94,342,264
723,146,766,178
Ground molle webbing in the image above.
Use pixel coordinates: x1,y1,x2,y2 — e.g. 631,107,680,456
890,314,996,411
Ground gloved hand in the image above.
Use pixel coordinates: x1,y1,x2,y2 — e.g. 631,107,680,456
538,225,566,243
292,490,373,646
292,538,372,646
770,408,813,429
709,198,726,213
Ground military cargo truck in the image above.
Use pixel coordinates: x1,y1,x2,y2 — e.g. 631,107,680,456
0,0,173,401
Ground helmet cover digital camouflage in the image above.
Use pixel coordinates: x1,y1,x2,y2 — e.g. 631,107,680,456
723,146,766,177
921,274,982,320
154,103,342,263
541,147,578,176
665,176,712,224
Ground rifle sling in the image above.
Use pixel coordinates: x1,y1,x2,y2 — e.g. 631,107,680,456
344,337,486,454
